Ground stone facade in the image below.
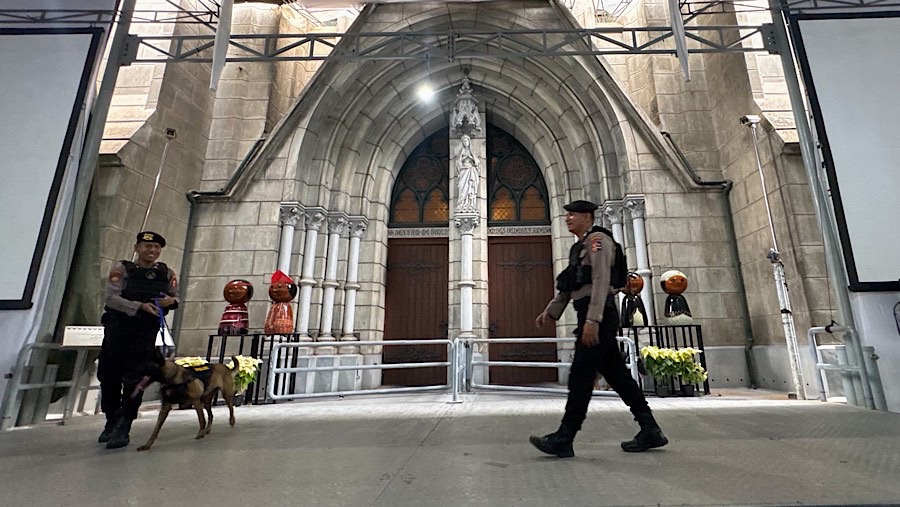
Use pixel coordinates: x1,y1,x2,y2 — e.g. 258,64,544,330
93,0,838,396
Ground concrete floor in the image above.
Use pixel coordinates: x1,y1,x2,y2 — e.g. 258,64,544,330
2,389,899,507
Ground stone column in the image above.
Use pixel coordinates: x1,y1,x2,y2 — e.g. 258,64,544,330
277,202,303,273
340,216,368,354
316,212,347,354
297,207,326,340
454,213,479,342
623,195,655,325
601,200,625,245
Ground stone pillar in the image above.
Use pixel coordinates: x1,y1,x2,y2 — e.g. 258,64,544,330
340,216,368,354
624,195,655,325
316,212,347,354
297,207,326,340
277,202,303,273
454,214,478,341
602,200,625,245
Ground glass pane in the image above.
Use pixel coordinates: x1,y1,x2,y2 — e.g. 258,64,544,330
423,189,449,223
520,187,546,221
491,188,515,222
393,189,419,223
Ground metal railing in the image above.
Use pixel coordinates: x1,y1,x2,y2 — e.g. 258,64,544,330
1,342,99,431
458,336,639,397
266,339,457,402
620,325,710,395
808,325,885,410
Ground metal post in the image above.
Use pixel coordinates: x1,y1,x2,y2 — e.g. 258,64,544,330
766,1,875,408
139,128,176,234
742,115,805,400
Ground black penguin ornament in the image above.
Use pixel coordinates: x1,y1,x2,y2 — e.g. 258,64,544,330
661,270,692,325
620,271,649,327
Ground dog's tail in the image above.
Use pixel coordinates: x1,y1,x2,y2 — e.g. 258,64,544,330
230,356,241,377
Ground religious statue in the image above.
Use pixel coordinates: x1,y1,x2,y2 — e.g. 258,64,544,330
264,270,297,335
660,270,693,325
218,279,253,335
620,271,648,328
456,134,479,212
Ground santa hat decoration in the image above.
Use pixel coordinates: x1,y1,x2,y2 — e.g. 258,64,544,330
271,270,293,284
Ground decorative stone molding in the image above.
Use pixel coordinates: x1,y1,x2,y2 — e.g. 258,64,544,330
602,200,624,226
450,74,481,136
487,225,551,236
305,207,327,231
623,195,646,219
388,227,449,238
279,201,304,227
348,216,368,238
327,212,348,235
454,214,479,234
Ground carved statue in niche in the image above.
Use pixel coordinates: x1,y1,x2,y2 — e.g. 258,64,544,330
264,270,297,335
660,269,693,325
218,279,253,335
620,271,648,328
456,134,479,212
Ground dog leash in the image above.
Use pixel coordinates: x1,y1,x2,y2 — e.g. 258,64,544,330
154,295,170,358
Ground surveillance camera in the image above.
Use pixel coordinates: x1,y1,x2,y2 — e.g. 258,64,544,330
740,115,760,126
165,128,177,139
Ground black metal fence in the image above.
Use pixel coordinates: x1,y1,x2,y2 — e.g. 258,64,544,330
619,325,710,395
204,333,296,405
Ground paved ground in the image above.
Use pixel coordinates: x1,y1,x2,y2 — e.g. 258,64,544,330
2,389,899,507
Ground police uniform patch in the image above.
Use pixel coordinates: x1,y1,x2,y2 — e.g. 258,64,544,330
591,237,603,252
142,233,154,241
170,275,178,289
109,270,122,283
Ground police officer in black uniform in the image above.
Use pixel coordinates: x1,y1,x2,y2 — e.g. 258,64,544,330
97,231,180,449
529,200,667,458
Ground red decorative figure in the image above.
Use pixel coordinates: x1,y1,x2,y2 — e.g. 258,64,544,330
264,270,297,335
218,279,253,335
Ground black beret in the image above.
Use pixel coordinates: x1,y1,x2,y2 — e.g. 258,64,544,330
563,200,599,213
136,231,166,247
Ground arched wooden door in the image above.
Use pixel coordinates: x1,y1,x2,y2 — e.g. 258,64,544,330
383,129,450,387
486,126,556,385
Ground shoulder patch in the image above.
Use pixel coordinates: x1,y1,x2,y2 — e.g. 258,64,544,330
108,270,122,283
591,236,603,252
170,274,178,289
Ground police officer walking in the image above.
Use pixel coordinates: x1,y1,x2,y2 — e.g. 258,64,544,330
97,231,179,449
530,200,667,458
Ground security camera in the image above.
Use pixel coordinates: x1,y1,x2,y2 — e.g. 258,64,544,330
740,115,760,126
165,128,177,139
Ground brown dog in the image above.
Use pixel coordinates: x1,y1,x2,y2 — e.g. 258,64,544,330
136,356,240,451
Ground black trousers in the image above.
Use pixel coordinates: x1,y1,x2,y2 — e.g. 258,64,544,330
561,296,651,432
97,312,159,421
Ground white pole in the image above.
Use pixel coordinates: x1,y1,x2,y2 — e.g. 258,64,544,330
340,217,367,353
743,115,805,400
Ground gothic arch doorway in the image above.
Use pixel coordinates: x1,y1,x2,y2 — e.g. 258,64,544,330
384,126,556,387
485,126,557,385
383,129,450,386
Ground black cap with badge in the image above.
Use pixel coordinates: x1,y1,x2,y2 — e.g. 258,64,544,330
563,200,599,213
136,231,166,247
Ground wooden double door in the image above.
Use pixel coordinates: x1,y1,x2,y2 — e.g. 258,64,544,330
382,235,556,386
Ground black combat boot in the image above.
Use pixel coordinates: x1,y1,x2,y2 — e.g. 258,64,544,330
105,417,133,450
529,425,576,458
97,417,116,443
621,411,668,452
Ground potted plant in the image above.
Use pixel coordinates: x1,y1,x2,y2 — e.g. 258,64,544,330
639,346,706,397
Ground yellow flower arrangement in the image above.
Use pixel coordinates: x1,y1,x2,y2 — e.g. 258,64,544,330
639,346,707,385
